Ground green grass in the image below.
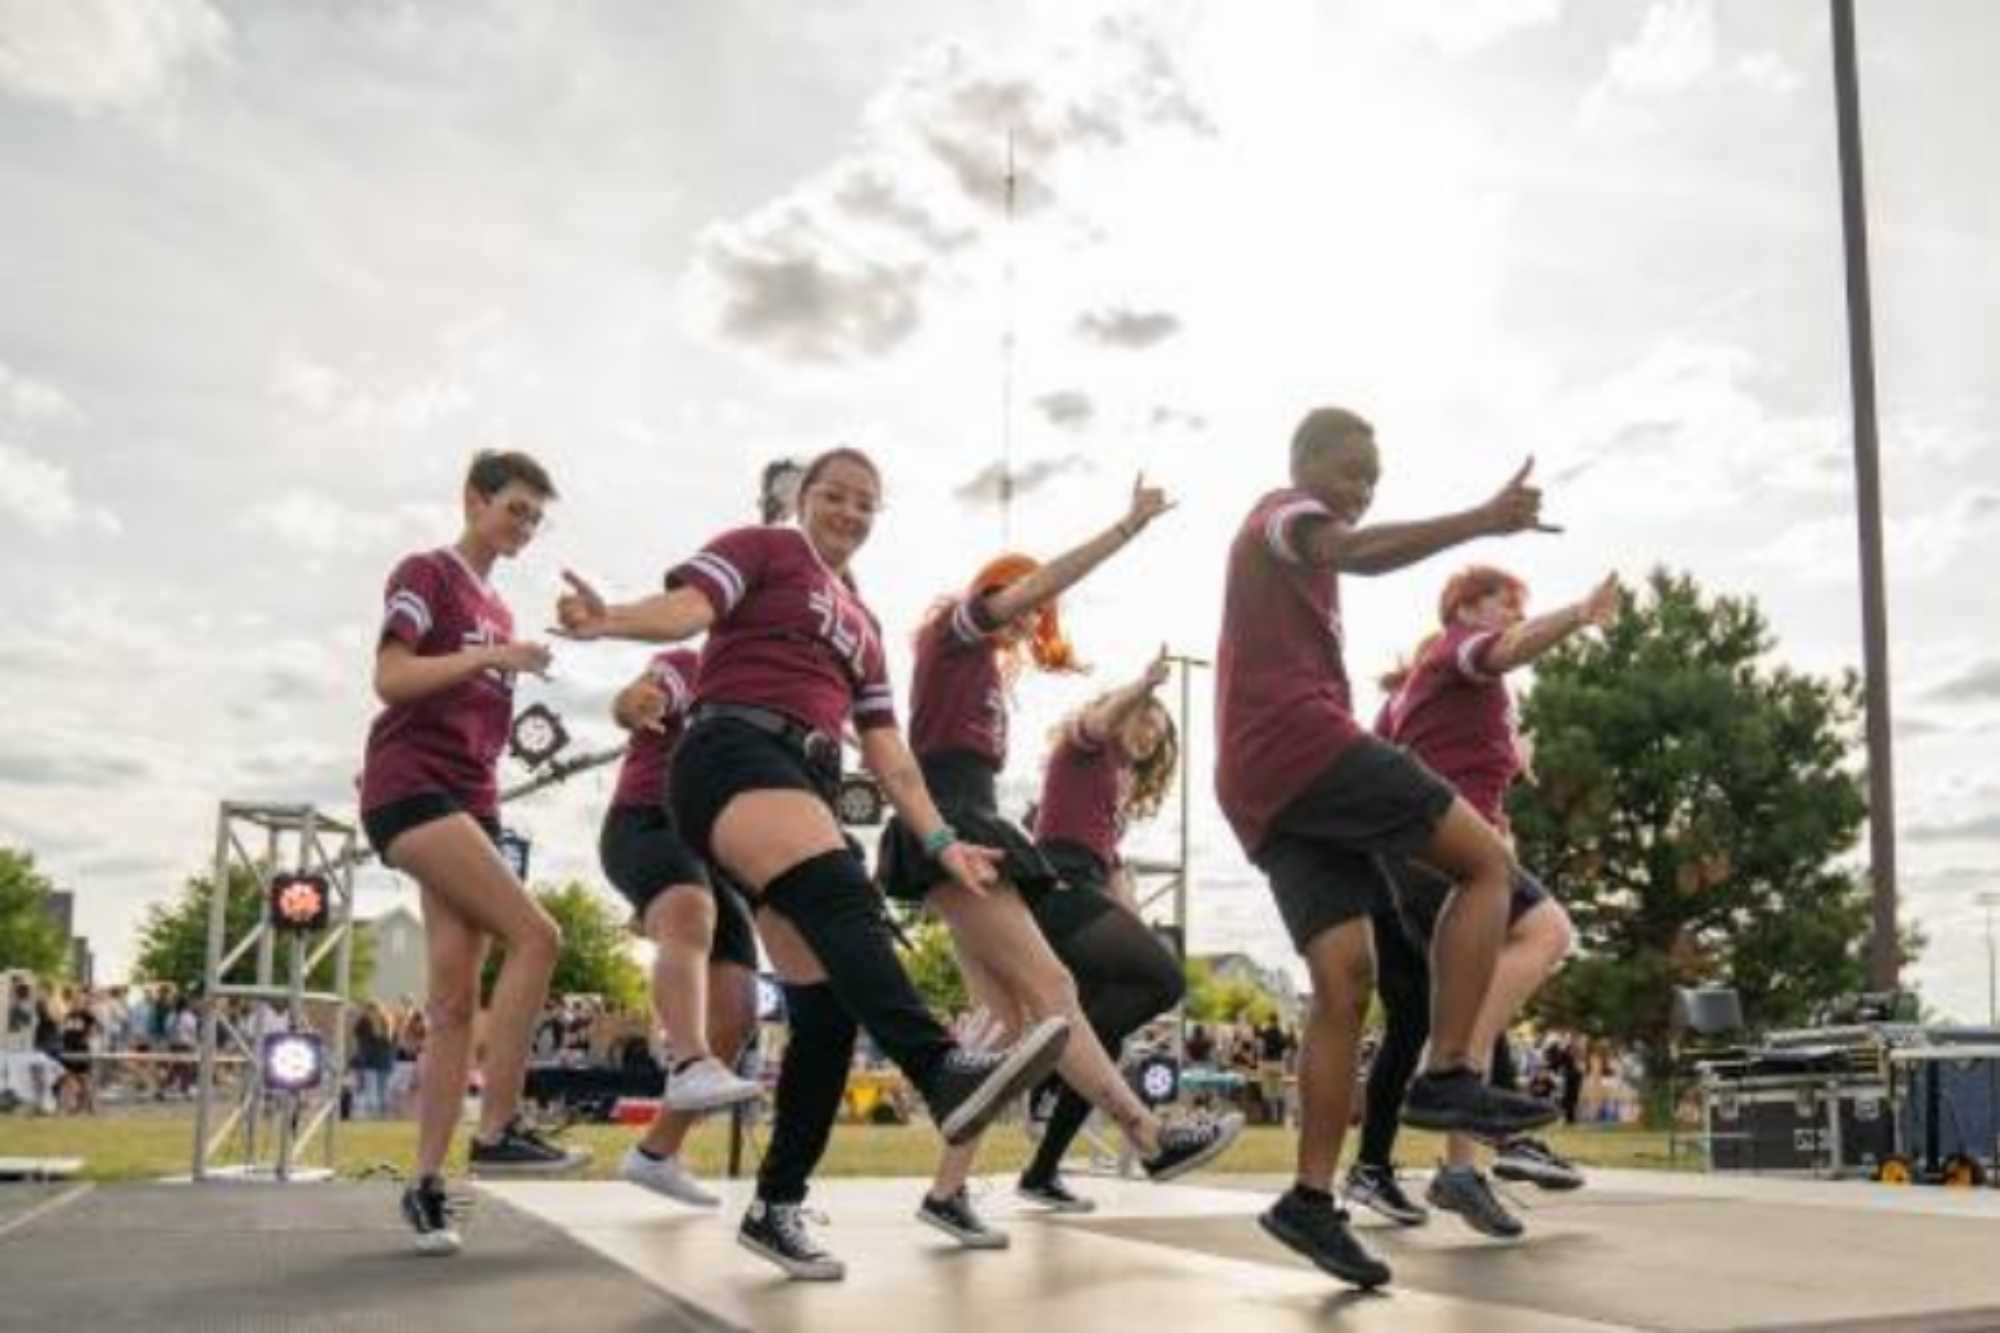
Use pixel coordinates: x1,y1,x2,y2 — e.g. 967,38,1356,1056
0,1108,1690,1184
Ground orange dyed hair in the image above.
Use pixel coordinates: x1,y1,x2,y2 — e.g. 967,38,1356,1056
1379,565,1529,692
971,553,1086,676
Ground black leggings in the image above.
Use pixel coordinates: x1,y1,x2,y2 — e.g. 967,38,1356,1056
1357,906,1518,1167
757,981,858,1205
1021,884,1184,1185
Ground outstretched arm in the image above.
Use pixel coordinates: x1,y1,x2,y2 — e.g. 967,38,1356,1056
1076,646,1171,744
1301,457,1558,575
1484,573,1619,673
554,570,716,644
982,473,1173,625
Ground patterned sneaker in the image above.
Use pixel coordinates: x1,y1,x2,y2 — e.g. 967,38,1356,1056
400,1176,463,1256
923,1016,1070,1146
738,1199,845,1281
663,1056,764,1113
1016,1174,1097,1214
620,1145,719,1207
1342,1162,1429,1227
1493,1136,1585,1191
1402,1068,1557,1138
468,1114,591,1174
1257,1188,1391,1289
1425,1165,1524,1238
1142,1112,1246,1183
916,1187,1010,1249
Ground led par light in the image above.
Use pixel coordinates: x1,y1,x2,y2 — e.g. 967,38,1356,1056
259,1031,325,1094
268,872,330,932
508,702,570,769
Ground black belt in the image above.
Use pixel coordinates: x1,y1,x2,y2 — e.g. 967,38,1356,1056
690,703,842,770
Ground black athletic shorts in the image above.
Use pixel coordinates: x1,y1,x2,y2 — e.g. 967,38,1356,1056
1026,838,1121,947
669,713,843,865
362,791,502,862
877,751,1060,903
1251,736,1458,954
1382,855,1552,952
598,804,757,970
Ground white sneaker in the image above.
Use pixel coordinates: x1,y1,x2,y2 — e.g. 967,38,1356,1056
664,1056,764,1113
620,1145,720,1207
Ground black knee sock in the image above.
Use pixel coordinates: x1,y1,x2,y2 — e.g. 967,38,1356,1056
761,850,952,1091
1358,908,1430,1169
758,981,857,1205
1489,1032,1518,1092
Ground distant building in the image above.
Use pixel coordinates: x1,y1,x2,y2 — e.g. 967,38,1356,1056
43,891,92,985
364,904,425,1003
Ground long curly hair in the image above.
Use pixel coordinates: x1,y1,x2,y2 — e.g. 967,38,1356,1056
1047,695,1178,824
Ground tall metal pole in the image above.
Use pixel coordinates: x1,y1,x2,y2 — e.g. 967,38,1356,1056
1164,654,1211,944
999,130,1017,548
1977,893,2000,1026
1830,0,1899,990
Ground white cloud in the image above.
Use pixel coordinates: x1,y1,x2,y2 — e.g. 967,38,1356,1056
1578,0,1798,131
235,491,446,555
0,441,119,536
0,361,81,424
1747,489,2000,586
0,0,228,114
1380,0,1564,58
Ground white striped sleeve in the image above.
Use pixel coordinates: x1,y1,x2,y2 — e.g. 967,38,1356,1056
948,595,995,645
681,551,746,615
854,682,898,726
1263,495,1334,565
1455,631,1500,682
384,589,432,637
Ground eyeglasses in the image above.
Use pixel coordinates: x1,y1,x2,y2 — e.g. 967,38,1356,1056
500,498,549,531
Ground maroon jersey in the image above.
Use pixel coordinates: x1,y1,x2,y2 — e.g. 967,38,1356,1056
908,595,1007,768
1381,623,1519,828
1213,488,1363,855
360,548,516,817
1034,724,1129,868
608,648,700,811
669,525,897,737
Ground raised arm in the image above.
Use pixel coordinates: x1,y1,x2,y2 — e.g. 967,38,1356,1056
1301,457,1555,576
1076,646,1171,744
1485,573,1619,674
373,638,550,707
554,570,715,644
982,473,1173,624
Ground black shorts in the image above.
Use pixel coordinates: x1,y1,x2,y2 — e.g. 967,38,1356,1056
668,715,842,866
1025,839,1121,947
877,752,1060,903
1383,855,1552,952
598,805,758,971
1252,736,1458,954
362,791,502,861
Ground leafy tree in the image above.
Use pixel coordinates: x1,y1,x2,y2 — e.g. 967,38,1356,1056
0,847,69,977
896,915,968,1016
133,863,375,996
483,881,645,1013
1183,957,1278,1026
1510,570,1894,1106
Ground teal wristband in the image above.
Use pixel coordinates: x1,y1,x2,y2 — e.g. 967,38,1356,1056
923,825,959,857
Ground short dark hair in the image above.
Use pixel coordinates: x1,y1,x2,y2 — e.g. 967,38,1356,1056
759,457,805,523
466,450,557,500
1289,407,1373,481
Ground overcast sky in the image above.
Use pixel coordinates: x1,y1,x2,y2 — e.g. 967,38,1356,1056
3,0,1995,1017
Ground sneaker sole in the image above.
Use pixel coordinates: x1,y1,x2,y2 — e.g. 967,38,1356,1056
939,1018,1070,1146
467,1152,592,1176
1341,1186,1429,1228
914,1206,1011,1250
1426,1188,1525,1239
736,1231,844,1281
1146,1114,1247,1184
411,1230,462,1256
1493,1163,1585,1192
1400,1102,1560,1137
1015,1189,1097,1215
620,1165,720,1208
663,1082,766,1114
1256,1209,1390,1290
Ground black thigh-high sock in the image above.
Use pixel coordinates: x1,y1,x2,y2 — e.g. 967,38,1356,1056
757,981,858,1205
1022,899,1187,1185
760,849,953,1092
1489,1031,1519,1092
1358,907,1430,1169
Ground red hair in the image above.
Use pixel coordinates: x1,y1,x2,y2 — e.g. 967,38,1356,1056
919,553,1086,682
1379,565,1529,692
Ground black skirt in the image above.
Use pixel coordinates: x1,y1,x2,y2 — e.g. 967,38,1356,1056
878,750,1060,902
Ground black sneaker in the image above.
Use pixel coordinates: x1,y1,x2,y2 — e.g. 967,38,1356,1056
399,1176,463,1256
1426,1165,1524,1238
916,1187,1010,1250
738,1199,845,1280
1342,1163,1429,1227
1493,1136,1585,1191
467,1115,592,1174
1016,1174,1097,1214
924,1016,1070,1146
1257,1189,1391,1289
1401,1067,1557,1138
1142,1111,1246,1183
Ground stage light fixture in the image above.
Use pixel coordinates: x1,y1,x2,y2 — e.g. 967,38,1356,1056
835,773,886,826
508,702,570,769
259,1031,325,1094
496,829,532,882
268,872,330,932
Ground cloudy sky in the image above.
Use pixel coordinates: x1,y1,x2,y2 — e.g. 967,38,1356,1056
3,0,1995,1016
